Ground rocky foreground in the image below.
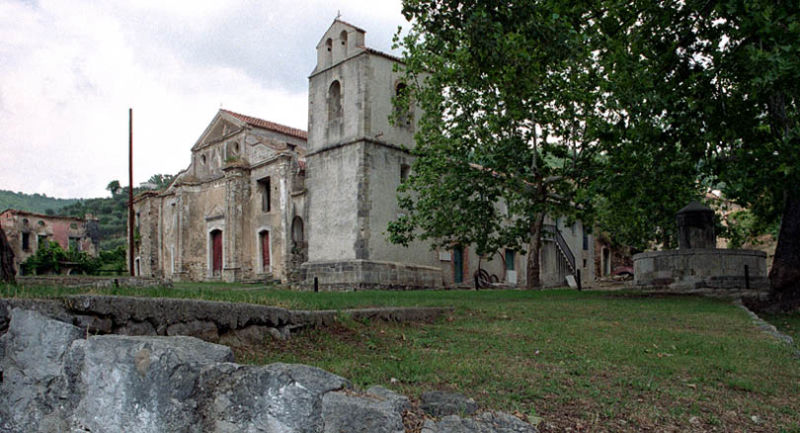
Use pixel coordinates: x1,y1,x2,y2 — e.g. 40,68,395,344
0,308,537,432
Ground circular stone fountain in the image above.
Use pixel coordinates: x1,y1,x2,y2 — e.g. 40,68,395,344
633,201,768,296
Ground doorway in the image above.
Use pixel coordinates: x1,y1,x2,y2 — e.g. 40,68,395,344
210,229,222,277
453,246,464,284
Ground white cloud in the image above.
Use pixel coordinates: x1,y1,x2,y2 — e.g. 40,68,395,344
0,0,406,198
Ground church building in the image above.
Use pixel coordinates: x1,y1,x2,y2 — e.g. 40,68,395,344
131,20,595,289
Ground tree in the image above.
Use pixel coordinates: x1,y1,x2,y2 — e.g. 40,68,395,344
589,0,800,308
389,0,600,288
147,174,175,190
106,180,122,197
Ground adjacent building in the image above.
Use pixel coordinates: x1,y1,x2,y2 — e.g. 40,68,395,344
131,19,595,289
0,209,99,273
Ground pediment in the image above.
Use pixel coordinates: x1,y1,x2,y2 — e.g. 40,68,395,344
192,111,247,151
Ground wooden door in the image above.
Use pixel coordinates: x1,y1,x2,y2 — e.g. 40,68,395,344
211,230,222,276
260,231,270,271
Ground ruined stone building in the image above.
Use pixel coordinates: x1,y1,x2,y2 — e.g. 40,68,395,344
0,209,99,273
132,20,595,289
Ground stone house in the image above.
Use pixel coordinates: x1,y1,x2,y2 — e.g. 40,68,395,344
0,209,99,273
132,19,595,289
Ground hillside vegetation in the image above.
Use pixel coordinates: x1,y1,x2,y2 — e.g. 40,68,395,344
3,175,173,251
0,190,78,214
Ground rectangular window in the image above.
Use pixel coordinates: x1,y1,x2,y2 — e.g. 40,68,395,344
38,235,47,249
259,177,271,212
22,233,30,251
69,237,80,251
582,225,589,250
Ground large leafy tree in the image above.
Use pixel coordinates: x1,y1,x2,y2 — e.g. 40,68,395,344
389,0,599,288
591,0,800,307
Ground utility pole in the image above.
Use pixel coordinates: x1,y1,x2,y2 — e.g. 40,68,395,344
128,108,135,276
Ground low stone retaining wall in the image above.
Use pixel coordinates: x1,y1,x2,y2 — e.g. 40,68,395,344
16,275,167,289
633,249,769,296
0,295,452,346
300,259,443,291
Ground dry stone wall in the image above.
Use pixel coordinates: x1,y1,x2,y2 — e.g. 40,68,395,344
0,295,451,346
0,309,538,433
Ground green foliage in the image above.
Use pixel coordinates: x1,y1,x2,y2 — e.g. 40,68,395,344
721,209,779,249
0,190,78,214
390,0,600,279
588,0,799,252
21,241,99,275
146,174,175,190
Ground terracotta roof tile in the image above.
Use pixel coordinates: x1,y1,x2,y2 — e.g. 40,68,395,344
221,109,308,140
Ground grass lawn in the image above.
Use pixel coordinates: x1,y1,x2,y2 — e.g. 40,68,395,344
2,283,799,432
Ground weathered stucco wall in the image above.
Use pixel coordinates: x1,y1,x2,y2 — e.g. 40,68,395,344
0,210,98,274
305,144,360,262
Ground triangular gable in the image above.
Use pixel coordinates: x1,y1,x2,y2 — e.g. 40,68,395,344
191,110,248,151
315,19,366,49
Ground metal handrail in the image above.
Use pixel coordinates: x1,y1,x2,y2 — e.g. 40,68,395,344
544,224,576,272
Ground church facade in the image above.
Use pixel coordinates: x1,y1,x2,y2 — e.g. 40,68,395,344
131,20,595,289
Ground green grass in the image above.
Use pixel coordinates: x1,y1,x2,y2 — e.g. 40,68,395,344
2,283,799,432
762,310,800,353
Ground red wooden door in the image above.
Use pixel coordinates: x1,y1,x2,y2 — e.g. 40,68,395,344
211,230,222,276
260,231,270,271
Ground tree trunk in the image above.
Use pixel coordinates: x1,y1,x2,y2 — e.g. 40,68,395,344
0,227,16,284
526,212,545,290
769,190,800,309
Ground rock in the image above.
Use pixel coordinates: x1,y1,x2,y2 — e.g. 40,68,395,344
166,320,220,342
74,314,114,334
322,386,409,433
116,320,157,336
200,362,351,432
367,385,411,413
422,390,479,417
0,309,84,432
70,334,233,433
422,412,538,433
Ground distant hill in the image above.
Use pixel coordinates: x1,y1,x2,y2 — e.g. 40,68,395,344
0,190,79,214
3,175,175,251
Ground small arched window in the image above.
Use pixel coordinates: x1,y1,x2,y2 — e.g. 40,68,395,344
394,82,412,129
327,80,343,138
340,30,348,56
325,38,333,66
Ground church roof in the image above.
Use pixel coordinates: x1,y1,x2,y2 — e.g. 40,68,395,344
220,109,308,140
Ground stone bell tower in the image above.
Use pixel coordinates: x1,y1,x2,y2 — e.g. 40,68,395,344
301,19,441,290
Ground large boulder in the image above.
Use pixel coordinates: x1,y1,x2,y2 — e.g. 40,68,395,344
200,362,350,432
321,385,409,433
0,309,83,432
70,335,233,433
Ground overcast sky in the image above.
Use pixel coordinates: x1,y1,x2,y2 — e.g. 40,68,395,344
0,0,408,198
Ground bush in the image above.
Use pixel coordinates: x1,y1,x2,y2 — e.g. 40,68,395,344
21,241,100,275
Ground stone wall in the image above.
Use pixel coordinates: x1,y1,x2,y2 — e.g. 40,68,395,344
16,276,165,289
0,295,452,345
300,259,443,291
0,308,537,433
633,249,769,295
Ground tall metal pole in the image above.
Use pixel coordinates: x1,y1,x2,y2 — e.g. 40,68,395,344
128,108,135,276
